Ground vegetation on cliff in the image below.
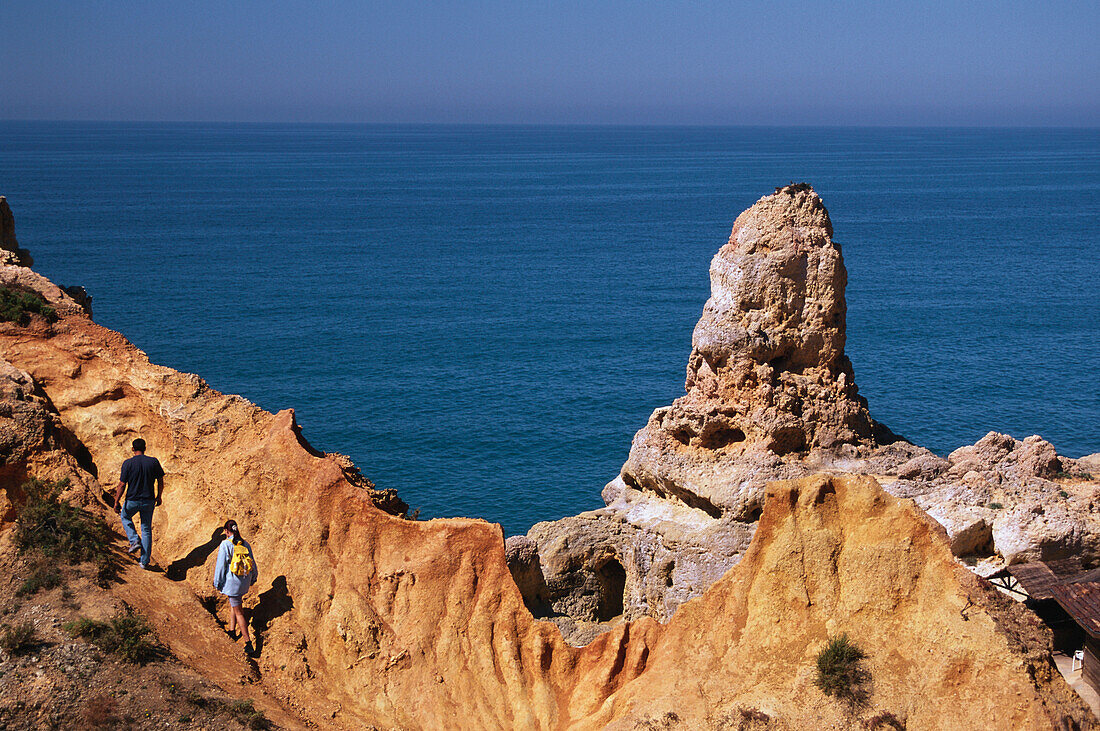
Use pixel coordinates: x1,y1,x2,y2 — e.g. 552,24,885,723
0,285,56,325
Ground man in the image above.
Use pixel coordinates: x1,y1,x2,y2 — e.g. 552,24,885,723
114,438,165,570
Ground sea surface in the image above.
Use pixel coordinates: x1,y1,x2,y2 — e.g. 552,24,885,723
1,123,1097,536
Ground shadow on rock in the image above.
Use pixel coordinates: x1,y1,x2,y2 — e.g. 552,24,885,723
251,575,293,657
166,528,223,582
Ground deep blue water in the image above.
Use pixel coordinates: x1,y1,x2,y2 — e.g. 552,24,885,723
1,123,1097,536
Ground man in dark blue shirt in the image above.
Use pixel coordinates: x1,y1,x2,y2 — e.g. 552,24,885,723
113,438,165,570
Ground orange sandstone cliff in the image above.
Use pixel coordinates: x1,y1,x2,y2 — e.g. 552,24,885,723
0,198,1094,729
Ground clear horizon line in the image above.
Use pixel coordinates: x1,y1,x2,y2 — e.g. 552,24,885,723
1,118,1098,130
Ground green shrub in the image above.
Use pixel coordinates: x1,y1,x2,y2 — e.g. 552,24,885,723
225,699,272,729
863,710,906,729
65,609,166,664
987,502,1004,510
14,479,115,568
0,621,37,656
16,557,63,596
0,287,57,325
815,633,869,702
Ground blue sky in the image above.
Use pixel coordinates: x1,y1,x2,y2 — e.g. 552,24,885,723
2,1,1097,125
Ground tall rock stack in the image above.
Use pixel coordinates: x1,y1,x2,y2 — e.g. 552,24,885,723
621,183,889,521
521,184,1099,643
522,185,909,638
0,197,33,267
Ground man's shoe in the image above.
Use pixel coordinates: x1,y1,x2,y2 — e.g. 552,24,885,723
128,544,141,556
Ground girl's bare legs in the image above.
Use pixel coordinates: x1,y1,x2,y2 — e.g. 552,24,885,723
227,604,237,635
233,605,251,644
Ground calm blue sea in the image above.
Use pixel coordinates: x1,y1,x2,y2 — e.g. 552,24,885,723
1,123,1097,536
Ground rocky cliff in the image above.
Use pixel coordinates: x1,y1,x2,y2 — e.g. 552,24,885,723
0,194,1095,729
523,185,1100,634
0,196,33,267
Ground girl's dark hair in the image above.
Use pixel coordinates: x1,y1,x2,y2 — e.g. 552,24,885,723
223,519,242,545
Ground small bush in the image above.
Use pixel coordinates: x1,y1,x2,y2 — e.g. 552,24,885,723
82,694,121,729
95,555,119,587
249,713,274,730
863,710,906,730
0,621,37,656
1059,490,1070,499
632,712,680,730
14,479,115,565
185,690,208,707
226,699,272,729
16,560,63,596
0,286,57,325
987,502,1004,510
229,700,256,716
815,633,869,702
65,609,166,664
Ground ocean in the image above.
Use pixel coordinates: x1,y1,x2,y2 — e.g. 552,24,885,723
1,123,1097,536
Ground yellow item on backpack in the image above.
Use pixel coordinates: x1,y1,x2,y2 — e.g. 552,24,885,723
229,543,253,577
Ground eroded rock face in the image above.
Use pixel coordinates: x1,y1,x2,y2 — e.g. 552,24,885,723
627,184,889,519
608,474,1094,730
0,197,33,267
0,196,1094,728
525,186,916,629
888,432,1100,572
521,186,1100,636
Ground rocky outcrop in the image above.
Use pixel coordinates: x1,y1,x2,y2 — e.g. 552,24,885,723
521,186,1100,634
604,474,1094,730
524,186,925,628
626,184,893,521
888,432,1100,572
0,196,1093,728
0,196,33,267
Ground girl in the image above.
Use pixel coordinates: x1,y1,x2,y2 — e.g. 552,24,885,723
213,519,259,656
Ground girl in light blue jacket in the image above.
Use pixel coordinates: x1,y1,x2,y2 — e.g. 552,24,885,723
213,519,259,655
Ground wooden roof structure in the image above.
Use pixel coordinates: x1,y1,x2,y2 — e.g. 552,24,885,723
1049,582,1100,639
1045,556,1086,577
1006,562,1061,600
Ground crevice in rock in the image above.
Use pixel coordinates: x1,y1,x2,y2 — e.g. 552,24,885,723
698,425,745,450
595,558,626,621
661,481,723,519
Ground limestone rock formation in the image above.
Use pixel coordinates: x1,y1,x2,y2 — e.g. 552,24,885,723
0,196,33,267
0,195,1094,729
520,185,1100,634
604,474,1094,730
888,432,1100,572
627,183,892,520
524,185,921,628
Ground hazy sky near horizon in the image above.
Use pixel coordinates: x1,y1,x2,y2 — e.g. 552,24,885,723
3,1,1098,125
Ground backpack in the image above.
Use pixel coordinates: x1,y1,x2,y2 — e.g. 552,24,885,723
229,542,253,577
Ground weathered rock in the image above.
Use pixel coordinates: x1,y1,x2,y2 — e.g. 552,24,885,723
897,452,951,480
889,432,1100,571
528,492,755,625
524,186,917,632
0,354,100,526
0,197,33,267
0,197,1094,728
0,294,1090,728
521,187,1100,635
1075,453,1100,478
625,184,891,520
948,432,1063,482
604,474,1095,730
